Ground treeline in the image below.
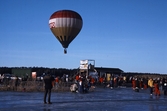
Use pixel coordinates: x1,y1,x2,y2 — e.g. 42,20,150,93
0,67,166,78
0,67,78,77
123,72,167,76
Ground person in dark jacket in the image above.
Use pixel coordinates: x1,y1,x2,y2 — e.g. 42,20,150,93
43,73,55,104
15,76,19,91
163,79,167,95
135,78,140,92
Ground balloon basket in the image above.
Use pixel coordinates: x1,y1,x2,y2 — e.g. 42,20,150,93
64,49,67,54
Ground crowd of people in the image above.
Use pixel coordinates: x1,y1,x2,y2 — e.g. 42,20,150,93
129,76,167,96
1,72,167,97
1,72,167,104
70,73,95,93
68,74,167,97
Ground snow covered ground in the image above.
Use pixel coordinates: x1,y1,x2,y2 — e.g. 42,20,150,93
0,87,167,111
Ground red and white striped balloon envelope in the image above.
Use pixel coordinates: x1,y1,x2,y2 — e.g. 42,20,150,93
49,10,83,54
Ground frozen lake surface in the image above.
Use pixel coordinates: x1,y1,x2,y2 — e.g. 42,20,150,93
0,87,167,111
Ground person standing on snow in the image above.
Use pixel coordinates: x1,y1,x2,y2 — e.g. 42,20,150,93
148,78,154,96
154,80,160,96
163,79,167,95
43,73,55,104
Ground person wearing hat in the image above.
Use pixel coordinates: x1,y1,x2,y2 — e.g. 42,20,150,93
43,73,55,104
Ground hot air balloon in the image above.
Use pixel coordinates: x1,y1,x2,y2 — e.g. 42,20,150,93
49,10,83,54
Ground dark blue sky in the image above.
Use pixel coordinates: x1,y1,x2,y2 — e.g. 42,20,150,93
0,0,167,74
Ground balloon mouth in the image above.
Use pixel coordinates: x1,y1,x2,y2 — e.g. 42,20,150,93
62,44,69,49
64,48,67,54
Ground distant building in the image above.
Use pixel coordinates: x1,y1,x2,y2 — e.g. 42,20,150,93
95,67,123,75
12,68,31,78
95,67,123,81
